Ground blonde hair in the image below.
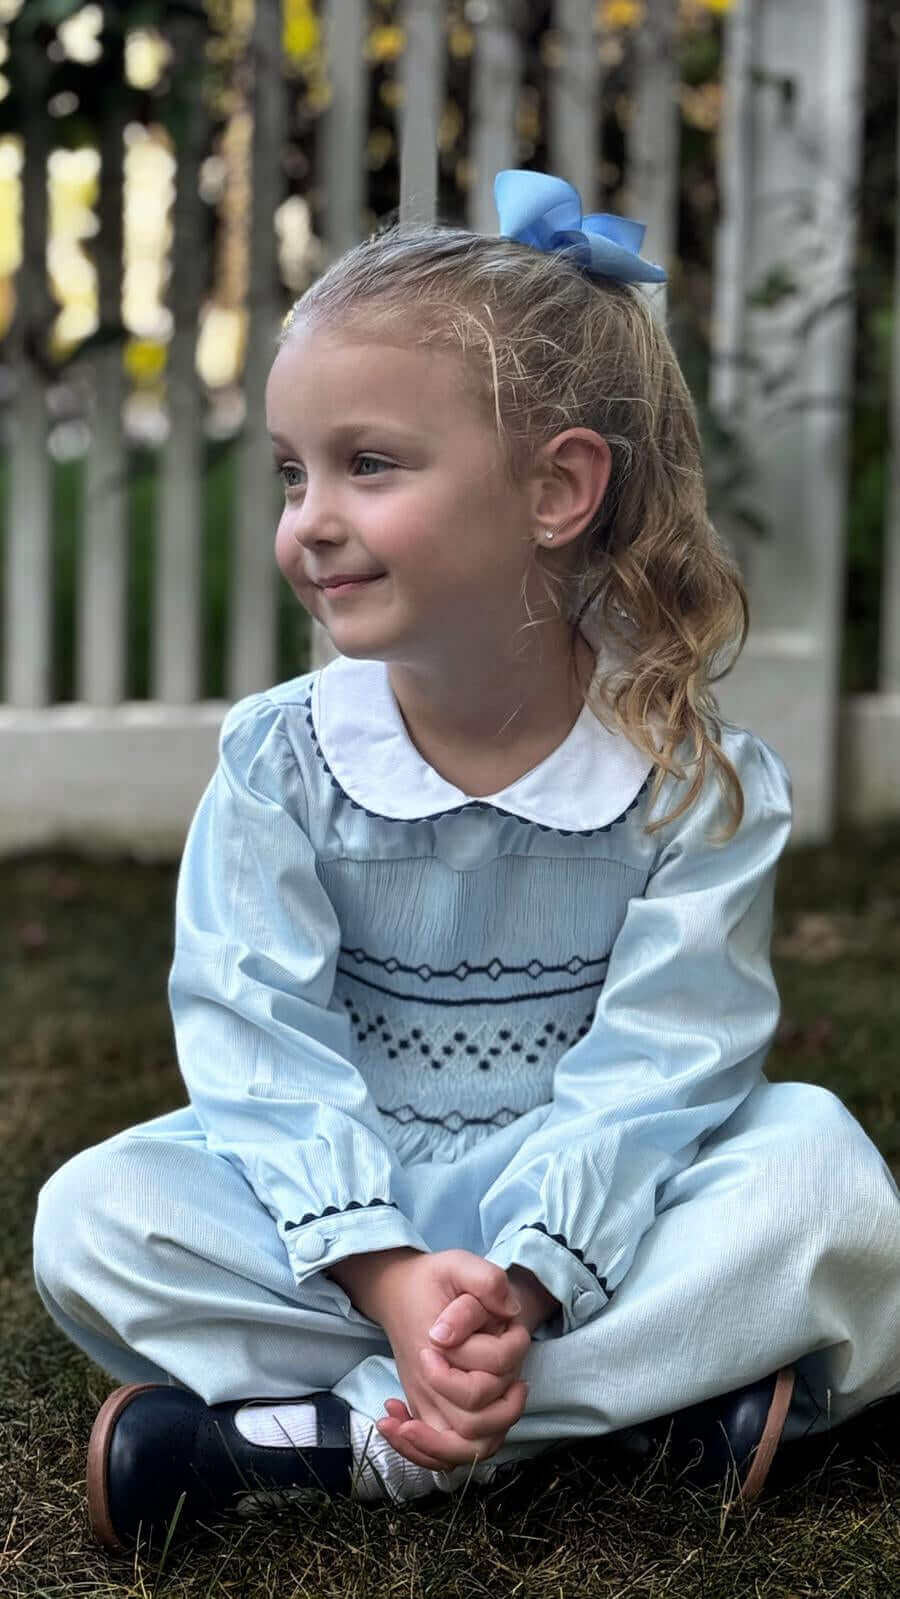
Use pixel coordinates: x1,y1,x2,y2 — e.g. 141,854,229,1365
279,221,749,841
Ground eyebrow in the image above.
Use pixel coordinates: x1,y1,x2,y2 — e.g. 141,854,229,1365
268,423,428,449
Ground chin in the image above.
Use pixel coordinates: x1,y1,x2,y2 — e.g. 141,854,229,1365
313,618,388,656
325,639,384,660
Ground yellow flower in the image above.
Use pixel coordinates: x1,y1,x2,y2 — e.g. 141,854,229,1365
601,0,644,27
0,139,20,276
680,81,722,131
0,273,15,341
437,99,463,154
283,0,319,64
124,338,167,385
365,127,395,171
448,23,473,59
365,24,405,63
303,79,333,114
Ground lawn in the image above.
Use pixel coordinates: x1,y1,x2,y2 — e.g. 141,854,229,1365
1,829,899,1597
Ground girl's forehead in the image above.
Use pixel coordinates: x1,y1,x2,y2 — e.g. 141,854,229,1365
267,331,479,426
274,330,455,380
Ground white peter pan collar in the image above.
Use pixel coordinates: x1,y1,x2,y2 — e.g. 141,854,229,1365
310,646,656,834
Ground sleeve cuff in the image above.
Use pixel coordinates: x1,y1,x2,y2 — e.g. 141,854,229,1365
485,1225,612,1337
282,1201,430,1324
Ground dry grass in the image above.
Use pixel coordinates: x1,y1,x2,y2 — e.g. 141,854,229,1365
2,831,899,1597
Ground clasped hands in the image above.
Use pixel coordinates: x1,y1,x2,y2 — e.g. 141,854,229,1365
371,1249,553,1472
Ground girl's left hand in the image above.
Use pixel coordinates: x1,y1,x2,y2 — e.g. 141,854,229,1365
376,1289,531,1470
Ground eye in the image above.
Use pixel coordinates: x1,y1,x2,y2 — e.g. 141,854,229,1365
273,454,394,490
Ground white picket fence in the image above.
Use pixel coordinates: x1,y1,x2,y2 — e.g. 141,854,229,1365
1,0,897,858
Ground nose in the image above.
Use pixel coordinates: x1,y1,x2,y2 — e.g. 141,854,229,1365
278,514,352,595
287,517,341,551
280,492,345,554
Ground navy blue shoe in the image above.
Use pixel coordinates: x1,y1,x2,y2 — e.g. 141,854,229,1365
614,1366,796,1503
86,1383,354,1551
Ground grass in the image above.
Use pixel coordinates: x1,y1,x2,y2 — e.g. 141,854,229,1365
2,829,899,1596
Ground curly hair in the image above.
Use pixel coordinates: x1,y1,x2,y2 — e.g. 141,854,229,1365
278,221,749,842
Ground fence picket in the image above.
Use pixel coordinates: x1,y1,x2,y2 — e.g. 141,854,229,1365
309,0,369,674
546,0,602,205
153,12,208,705
469,0,524,237
229,0,286,700
882,41,900,694
6,44,52,708
321,0,369,260
398,0,442,230
624,0,678,320
79,93,127,707
711,0,867,838
710,0,755,422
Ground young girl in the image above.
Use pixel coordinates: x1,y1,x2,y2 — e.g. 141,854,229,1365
33,170,900,1553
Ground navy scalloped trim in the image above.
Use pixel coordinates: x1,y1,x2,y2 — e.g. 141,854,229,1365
299,687,650,838
522,1222,612,1298
283,1198,399,1232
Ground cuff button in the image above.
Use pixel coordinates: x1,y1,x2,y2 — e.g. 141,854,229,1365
574,1289,601,1318
294,1231,327,1262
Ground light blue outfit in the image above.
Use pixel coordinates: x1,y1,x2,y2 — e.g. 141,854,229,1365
32,650,900,1469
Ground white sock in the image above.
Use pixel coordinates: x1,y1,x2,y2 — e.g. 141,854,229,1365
348,1407,449,1502
232,1399,486,1504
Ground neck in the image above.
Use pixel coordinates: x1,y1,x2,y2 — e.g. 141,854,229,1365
387,627,596,761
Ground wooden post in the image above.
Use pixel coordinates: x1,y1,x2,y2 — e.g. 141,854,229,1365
712,0,866,842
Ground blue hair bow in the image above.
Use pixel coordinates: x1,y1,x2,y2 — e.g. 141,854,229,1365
493,169,667,285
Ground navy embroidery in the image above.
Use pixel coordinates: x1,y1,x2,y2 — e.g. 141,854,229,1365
340,959,613,1010
283,1198,399,1232
378,1104,523,1131
337,960,608,1011
344,999,596,1072
520,1221,612,1299
300,688,650,838
343,948,610,982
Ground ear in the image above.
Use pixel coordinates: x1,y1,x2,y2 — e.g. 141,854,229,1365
532,428,612,551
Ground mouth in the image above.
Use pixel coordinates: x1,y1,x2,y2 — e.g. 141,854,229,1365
319,575,385,594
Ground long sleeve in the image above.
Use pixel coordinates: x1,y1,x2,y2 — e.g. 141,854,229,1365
167,691,429,1311
480,729,793,1337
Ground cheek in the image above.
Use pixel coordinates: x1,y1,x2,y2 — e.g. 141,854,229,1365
273,516,293,576
274,517,314,597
